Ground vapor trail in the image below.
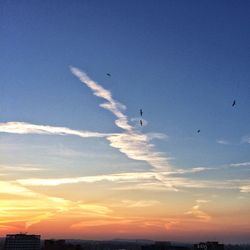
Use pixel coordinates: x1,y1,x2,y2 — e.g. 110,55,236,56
0,67,173,172
0,122,113,138
70,67,172,171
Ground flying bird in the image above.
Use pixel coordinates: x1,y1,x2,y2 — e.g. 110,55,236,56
106,73,111,77
140,109,143,116
197,129,201,133
232,100,236,107
140,120,143,127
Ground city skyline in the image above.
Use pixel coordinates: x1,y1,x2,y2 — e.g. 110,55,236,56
0,0,250,243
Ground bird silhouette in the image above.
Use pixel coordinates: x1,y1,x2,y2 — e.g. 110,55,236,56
140,120,143,126
106,73,111,77
232,100,236,107
140,109,143,116
197,129,201,133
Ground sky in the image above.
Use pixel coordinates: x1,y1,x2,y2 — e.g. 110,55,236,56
0,0,250,243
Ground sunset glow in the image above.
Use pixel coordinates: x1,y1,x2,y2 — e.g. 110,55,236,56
1,0,250,243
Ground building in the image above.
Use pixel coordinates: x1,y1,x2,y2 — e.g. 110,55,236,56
141,242,189,250
43,240,82,250
4,234,40,250
194,242,224,250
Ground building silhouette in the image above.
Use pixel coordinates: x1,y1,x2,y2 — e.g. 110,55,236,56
141,242,189,250
194,242,224,250
43,240,82,250
4,234,40,250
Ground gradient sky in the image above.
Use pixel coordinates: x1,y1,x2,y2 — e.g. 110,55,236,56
0,0,250,243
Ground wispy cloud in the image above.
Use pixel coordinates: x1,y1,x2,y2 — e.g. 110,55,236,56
16,171,242,193
107,133,170,170
0,181,39,197
216,139,230,145
0,165,44,172
185,199,211,221
0,67,172,172
16,172,158,186
0,180,113,229
240,185,250,193
0,122,112,138
70,216,179,231
70,67,172,171
121,199,160,208
70,66,131,131
230,162,250,167
0,122,169,170
1,66,249,234
241,135,250,144
168,167,213,175
2,67,247,197
112,176,246,193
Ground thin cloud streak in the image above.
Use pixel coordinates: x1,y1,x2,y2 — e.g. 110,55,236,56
230,162,250,167
241,136,250,144
0,181,38,197
121,199,160,208
0,122,112,138
70,66,131,131
216,139,230,145
0,67,172,172
3,68,244,194
70,66,172,171
17,172,158,186
16,171,244,192
0,180,113,229
0,165,44,172
168,167,213,174
70,216,179,231
107,133,170,170
240,185,250,193
0,121,170,172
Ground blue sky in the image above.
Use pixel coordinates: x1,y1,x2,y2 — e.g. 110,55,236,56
0,0,250,242
1,0,249,167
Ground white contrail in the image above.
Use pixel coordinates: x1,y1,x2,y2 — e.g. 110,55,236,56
17,172,157,186
70,66,172,171
0,121,170,170
70,66,132,131
0,67,173,173
0,122,113,138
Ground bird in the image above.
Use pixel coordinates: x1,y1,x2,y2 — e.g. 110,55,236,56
140,109,143,116
106,73,111,77
232,100,236,107
197,129,201,133
140,120,143,126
